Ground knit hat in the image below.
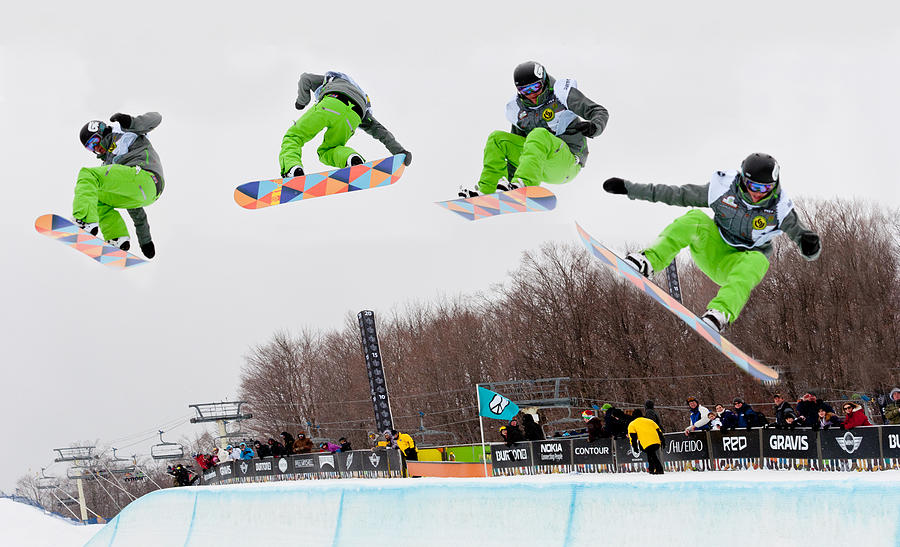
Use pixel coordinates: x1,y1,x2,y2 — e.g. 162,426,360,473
733,397,744,405
600,403,612,411
581,410,596,422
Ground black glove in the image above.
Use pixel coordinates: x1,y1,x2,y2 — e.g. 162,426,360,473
295,101,305,110
140,241,155,259
603,177,628,195
399,150,412,166
110,113,132,129
799,233,820,257
563,120,598,137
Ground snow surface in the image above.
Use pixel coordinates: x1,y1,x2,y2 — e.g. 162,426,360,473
0,498,102,547
82,471,900,546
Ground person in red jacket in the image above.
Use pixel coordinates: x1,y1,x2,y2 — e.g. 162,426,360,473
841,402,872,430
192,452,214,470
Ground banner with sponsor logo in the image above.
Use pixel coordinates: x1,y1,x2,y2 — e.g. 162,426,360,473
253,459,275,477
663,432,711,471
490,443,533,475
820,426,882,471
762,429,818,470
614,437,646,473
882,425,900,470
571,438,614,472
532,439,572,467
292,454,318,475
709,430,761,470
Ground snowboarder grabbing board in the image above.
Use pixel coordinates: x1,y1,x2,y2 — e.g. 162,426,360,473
72,112,165,259
279,71,412,179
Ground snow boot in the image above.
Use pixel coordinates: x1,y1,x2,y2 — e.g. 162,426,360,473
496,178,521,192
285,165,304,178
457,184,481,199
106,236,131,251
700,309,731,333
624,252,653,277
74,218,99,236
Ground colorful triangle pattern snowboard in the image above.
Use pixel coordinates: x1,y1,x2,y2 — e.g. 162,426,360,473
234,153,407,209
436,186,557,221
35,214,148,269
575,222,779,384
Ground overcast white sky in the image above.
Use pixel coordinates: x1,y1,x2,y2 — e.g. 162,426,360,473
1,1,898,490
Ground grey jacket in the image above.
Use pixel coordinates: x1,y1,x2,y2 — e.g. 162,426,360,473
98,112,164,245
506,76,609,166
623,170,820,259
294,72,405,155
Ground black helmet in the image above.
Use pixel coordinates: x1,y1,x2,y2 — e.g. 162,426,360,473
79,120,110,148
741,153,780,185
513,61,550,101
739,152,781,203
513,61,546,87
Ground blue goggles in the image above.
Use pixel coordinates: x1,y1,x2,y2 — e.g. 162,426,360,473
84,134,102,153
744,178,777,193
517,81,544,95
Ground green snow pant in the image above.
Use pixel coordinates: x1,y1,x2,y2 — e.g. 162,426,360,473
477,128,581,194
279,96,362,175
643,209,770,322
72,165,158,241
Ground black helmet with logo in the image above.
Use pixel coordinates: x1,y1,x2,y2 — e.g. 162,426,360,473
741,153,780,185
739,152,781,204
513,61,551,103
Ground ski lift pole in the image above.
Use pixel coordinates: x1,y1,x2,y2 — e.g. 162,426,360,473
75,477,88,522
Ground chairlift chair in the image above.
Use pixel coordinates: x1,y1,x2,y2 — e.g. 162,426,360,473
67,467,93,480
150,430,185,460
36,469,59,490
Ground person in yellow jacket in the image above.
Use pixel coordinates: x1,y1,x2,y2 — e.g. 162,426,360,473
627,416,665,475
384,429,418,461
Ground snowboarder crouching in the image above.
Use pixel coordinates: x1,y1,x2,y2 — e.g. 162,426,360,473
459,61,608,197
279,71,412,178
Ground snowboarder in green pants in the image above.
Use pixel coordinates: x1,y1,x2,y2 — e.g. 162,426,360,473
603,153,821,332
458,61,609,197
74,112,164,258
280,71,412,178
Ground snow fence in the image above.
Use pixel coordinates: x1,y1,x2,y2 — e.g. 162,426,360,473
85,473,900,547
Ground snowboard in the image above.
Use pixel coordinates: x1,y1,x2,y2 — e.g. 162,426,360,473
436,186,557,221
575,222,779,384
234,153,407,209
35,214,148,268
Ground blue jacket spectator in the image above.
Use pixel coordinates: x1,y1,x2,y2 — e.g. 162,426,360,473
732,399,767,429
239,443,254,461
685,397,712,434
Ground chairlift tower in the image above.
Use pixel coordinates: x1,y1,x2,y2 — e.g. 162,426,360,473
189,401,252,450
53,446,97,522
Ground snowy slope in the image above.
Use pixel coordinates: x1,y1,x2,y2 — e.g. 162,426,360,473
0,498,102,547
85,471,900,546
